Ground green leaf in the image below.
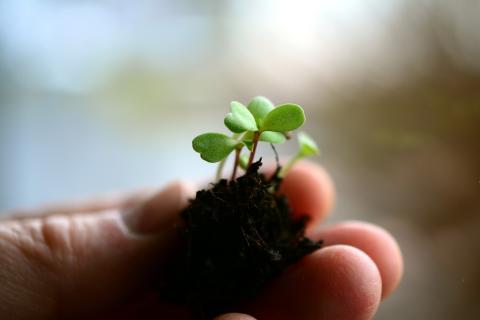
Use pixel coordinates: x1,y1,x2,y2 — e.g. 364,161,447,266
239,153,249,170
192,133,239,163
259,131,286,144
224,101,258,133
241,131,254,141
242,139,254,151
247,96,274,128
240,131,254,151
262,104,305,132
241,130,285,149
298,132,319,157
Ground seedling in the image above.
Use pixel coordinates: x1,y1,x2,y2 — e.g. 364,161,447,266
192,96,319,181
164,97,322,319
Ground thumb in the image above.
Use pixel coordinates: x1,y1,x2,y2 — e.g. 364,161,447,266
0,181,193,319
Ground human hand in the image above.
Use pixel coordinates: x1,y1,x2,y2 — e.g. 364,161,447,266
0,162,403,319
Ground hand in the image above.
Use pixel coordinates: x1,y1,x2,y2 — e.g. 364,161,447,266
0,162,403,320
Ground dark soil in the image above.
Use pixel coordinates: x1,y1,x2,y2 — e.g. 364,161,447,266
162,160,322,318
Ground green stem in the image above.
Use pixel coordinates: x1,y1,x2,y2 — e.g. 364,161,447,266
247,131,260,168
215,158,227,181
230,148,241,181
215,133,240,181
278,153,303,178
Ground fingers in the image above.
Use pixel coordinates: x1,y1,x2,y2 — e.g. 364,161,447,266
271,160,335,227
313,221,403,299
121,181,195,235
277,162,403,299
0,181,194,318
247,245,382,320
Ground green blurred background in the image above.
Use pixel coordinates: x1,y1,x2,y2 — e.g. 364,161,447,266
1,0,479,319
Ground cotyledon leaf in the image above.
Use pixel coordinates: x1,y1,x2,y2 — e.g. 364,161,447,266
192,133,240,163
224,101,258,133
262,104,305,133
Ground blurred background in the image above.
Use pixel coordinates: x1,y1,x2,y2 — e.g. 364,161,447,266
1,0,479,318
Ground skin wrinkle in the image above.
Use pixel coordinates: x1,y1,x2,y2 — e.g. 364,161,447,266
0,223,58,319
0,208,170,318
1,209,131,318
52,209,176,318
40,216,73,258
0,212,127,318
0,221,54,272
11,219,66,276
0,163,403,319
0,188,154,222
39,213,92,311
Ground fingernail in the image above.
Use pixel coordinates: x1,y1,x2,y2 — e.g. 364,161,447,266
122,180,195,235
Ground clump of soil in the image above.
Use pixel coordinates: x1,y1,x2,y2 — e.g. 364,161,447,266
163,160,321,318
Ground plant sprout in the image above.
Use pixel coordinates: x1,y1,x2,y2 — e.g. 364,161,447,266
278,132,320,177
192,96,319,181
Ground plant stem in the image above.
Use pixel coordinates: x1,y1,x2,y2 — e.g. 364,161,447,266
231,148,241,181
215,158,227,181
278,154,303,178
247,131,260,168
215,133,240,181
270,143,280,169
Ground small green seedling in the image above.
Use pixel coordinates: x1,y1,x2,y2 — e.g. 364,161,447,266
192,96,319,181
173,97,323,315
278,132,320,177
